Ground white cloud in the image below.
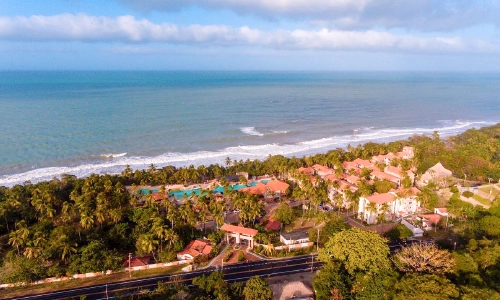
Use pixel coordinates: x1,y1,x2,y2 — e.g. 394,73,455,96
0,14,497,54
118,0,500,31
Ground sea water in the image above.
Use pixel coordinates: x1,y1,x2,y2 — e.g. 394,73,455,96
0,71,499,186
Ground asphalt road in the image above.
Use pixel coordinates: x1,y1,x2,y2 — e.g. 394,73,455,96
10,255,322,300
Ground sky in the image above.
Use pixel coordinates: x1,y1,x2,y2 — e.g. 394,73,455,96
0,0,500,71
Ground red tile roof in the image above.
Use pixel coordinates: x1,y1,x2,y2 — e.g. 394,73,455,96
297,167,314,175
220,224,258,236
353,158,373,168
366,193,395,204
343,161,359,170
239,180,289,195
312,164,333,173
266,180,289,193
422,214,442,225
371,170,399,182
264,219,282,231
177,239,212,258
346,175,360,185
122,256,152,267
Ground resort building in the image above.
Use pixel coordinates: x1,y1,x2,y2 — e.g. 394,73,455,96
220,223,258,249
239,179,289,201
358,188,421,224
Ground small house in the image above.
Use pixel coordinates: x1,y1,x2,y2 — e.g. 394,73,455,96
280,231,310,245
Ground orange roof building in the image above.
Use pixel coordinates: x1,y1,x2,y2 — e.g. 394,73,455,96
239,180,289,200
177,239,212,260
221,224,258,248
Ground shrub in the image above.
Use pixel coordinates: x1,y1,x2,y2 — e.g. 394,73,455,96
450,186,459,193
158,251,177,263
224,251,233,261
462,191,474,198
255,245,263,253
238,251,246,262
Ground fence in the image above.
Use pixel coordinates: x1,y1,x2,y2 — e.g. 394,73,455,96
0,259,192,289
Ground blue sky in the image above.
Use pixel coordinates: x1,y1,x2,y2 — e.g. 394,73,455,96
0,0,499,70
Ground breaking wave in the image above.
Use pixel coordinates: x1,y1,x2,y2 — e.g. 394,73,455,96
0,120,495,187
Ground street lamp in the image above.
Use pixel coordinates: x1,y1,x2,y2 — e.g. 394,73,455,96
128,253,132,278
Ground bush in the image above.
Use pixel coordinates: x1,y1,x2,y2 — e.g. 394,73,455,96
158,251,177,263
208,230,225,245
224,251,233,261
387,224,413,241
238,251,246,262
255,245,263,253
462,191,474,198
450,186,459,193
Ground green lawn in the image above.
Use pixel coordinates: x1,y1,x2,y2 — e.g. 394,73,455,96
472,194,491,207
479,187,500,197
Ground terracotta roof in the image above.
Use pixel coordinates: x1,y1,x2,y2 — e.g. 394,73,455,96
342,161,359,170
177,239,211,258
240,182,267,195
266,180,290,193
220,224,258,236
372,154,387,163
371,170,399,182
422,214,442,225
239,180,289,195
297,167,314,175
353,158,373,168
264,219,282,231
123,256,152,267
323,174,339,182
366,193,395,204
312,164,333,173
385,166,402,177
346,175,360,185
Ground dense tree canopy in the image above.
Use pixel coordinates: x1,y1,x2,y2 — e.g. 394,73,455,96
318,228,391,275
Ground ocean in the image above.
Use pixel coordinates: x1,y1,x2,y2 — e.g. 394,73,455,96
1,71,499,186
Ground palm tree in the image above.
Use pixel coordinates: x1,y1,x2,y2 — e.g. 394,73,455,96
60,236,77,262
164,229,179,250
23,244,42,259
151,217,168,252
80,213,95,229
9,230,27,255
136,233,159,255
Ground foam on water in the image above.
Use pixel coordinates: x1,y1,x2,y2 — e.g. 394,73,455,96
0,120,494,187
101,153,127,158
240,127,264,136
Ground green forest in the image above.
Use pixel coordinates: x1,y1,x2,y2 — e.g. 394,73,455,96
1,124,500,299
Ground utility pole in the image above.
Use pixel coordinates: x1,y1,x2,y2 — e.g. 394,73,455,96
488,178,493,194
311,253,314,273
106,284,109,300
128,253,132,278
316,227,320,253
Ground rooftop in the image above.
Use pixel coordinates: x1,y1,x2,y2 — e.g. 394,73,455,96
220,224,258,236
281,231,309,241
366,192,395,204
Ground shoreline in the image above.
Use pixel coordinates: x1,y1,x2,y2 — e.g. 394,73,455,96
0,120,496,187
